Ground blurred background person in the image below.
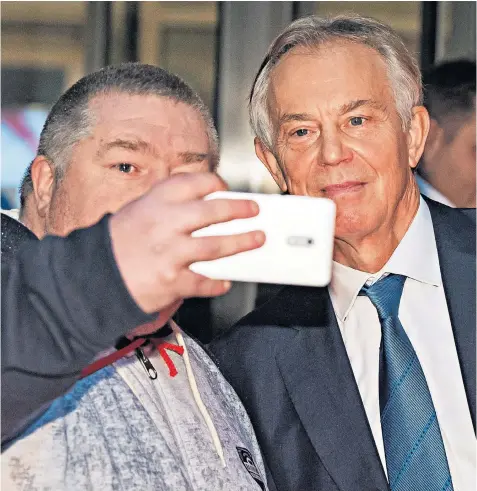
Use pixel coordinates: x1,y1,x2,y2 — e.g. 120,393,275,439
417,60,476,208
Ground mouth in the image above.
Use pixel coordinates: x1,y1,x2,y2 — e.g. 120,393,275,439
321,181,366,198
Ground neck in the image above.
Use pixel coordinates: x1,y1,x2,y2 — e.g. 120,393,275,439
420,169,475,207
21,206,44,239
333,182,420,273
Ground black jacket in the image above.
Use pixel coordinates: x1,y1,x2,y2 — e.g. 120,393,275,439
1,215,156,446
210,199,476,491
1,213,37,259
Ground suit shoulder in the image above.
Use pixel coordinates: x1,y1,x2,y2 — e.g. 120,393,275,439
210,320,298,356
238,284,330,327
458,207,476,224
426,198,475,251
208,320,300,383
425,197,475,227
209,284,331,358
442,203,475,226
209,286,314,359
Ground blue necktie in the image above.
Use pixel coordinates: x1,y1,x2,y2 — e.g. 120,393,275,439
360,274,453,491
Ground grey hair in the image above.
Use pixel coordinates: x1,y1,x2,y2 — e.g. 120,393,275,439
249,14,423,150
20,62,219,209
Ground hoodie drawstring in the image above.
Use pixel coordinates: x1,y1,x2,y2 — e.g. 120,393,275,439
173,324,226,468
80,321,226,468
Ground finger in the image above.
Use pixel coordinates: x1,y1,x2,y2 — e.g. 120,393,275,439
149,172,228,203
174,269,232,299
180,230,266,263
174,198,260,233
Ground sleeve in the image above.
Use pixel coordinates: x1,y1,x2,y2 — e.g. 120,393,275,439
1,215,158,444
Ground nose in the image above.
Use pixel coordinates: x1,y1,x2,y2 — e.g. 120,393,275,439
319,126,352,166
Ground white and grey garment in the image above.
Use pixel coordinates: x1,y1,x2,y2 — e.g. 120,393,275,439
2,326,268,491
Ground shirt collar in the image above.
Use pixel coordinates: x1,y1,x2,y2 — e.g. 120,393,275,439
329,197,441,321
1,209,20,222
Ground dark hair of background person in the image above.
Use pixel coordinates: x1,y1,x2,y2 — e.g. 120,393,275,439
422,59,476,141
18,62,220,212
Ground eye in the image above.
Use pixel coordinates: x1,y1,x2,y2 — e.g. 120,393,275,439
294,128,309,137
349,117,366,127
116,163,135,173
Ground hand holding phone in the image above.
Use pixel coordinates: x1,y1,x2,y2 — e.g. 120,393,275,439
110,174,265,313
190,191,336,287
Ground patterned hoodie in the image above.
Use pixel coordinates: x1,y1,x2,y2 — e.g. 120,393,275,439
2,323,268,491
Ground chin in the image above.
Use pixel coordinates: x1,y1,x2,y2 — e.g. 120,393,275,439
334,209,373,240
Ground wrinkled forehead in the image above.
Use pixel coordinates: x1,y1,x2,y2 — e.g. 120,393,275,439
268,41,393,108
87,93,209,149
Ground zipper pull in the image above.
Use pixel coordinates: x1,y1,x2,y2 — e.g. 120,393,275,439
135,347,157,379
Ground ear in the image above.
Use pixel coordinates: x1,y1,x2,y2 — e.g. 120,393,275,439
407,106,430,170
254,137,288,192
30,156,55,218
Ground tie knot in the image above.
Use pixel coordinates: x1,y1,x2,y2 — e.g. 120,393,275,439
359,274,406,319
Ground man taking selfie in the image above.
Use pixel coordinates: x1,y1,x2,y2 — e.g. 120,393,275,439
2,63,269,491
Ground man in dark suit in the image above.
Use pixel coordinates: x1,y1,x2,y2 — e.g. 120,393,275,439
210,14,476,491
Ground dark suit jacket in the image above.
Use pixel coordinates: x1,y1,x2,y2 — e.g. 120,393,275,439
210,199,476,491
1,213,37,259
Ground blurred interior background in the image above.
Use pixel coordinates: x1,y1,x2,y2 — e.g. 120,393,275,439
2,1,476,339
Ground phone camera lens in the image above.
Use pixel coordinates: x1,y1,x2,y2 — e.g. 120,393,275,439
287,236,315,247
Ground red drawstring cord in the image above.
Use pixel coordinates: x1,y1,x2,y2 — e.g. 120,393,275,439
80,338,184,380
80,338,145,379
151,339,185,377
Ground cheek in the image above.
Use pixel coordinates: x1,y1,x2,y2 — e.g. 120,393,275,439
455,139,477,175
48,178,136,236
359,133,407,187
282,146,322,193
47,184,77,236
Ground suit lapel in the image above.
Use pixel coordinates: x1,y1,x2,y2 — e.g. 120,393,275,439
273,287,389,491
427,199,476,429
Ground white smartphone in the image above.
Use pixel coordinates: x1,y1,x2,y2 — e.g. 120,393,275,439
190,191,336,287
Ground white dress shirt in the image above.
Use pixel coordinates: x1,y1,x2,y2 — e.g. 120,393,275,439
328,198,475,490
415,174,456,208
1,208,20,221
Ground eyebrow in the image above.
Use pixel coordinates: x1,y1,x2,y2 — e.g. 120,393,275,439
98,137,209,164
178,152,209,164
97,137,157,158
277,100,387,127
278,113,316,126
339,99,387,115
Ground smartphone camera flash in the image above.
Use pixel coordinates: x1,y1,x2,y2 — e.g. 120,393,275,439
287,236,315,247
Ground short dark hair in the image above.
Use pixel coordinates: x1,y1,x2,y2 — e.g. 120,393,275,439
423,59,476,139
19,62,219,209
